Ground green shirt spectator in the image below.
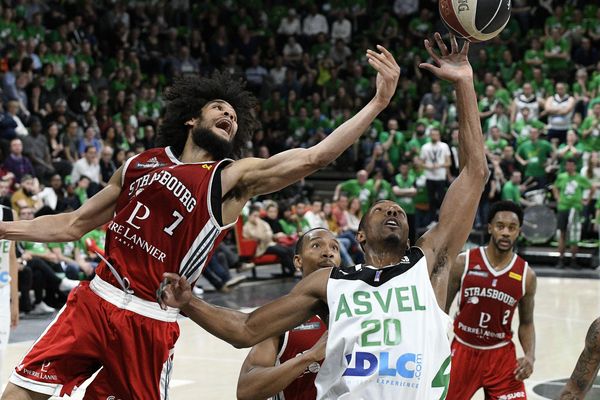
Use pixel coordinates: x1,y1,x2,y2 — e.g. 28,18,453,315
501,181,522,203
579,104,600,152
544,33,570,72
379,129,405,169
392,170,417,214
363,177,393,213
513,117,545,146
486,137,509,156
554,172,592,211
516,137,554,178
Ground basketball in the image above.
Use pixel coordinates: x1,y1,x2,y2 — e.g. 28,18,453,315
439,0,511,42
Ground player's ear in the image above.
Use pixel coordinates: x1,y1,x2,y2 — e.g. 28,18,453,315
293,254,302,272
185,118,197,127
356,230,366,251
487,223,492,236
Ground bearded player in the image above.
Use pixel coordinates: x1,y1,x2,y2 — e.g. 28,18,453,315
237,228,340,400
0,45,400,400
445,201,537,400
160,32,487,399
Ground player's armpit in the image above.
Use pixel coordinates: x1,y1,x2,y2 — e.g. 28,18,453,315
443,253,466,313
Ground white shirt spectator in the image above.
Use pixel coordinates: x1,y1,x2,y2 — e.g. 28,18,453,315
304,210,328,229
283,41,303,59
270,65,287,86
245,65,268,86
331,17,352,43
421,141,451,181
38,186,58,210
71,157,101,184
303,13,329,36
277,14,302,36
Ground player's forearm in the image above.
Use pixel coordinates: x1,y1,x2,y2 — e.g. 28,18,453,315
1,213,80,242
518,322,536,361
237,352,320,400
182,295,314,348
307,98,388,166
455,79,486,175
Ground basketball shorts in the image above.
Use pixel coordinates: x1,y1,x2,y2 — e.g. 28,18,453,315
447,339,527,400
9,276,180,400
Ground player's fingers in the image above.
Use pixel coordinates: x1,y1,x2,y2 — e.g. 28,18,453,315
367,49,395,71
450,33,459,53
434,32,449,56
423,39,440,64
367,56,391,77
376,45,400,70
460,39,470,55
418,63,438,74
163,272,181,282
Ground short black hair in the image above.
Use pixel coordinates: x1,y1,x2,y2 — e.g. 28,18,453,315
295,228,329,255
488,201,523,226
157,71,258,159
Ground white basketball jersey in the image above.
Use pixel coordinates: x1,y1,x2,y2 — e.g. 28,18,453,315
514,94,539,121
315,247,451,400
0,205,13,366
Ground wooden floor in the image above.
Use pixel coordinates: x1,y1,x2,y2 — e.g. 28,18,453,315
1,276,599,399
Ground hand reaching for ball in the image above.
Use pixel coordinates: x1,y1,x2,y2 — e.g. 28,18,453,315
419,32,473,84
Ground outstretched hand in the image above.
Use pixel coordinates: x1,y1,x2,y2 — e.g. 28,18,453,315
157,272,193,310
366,45,401,107
419,32,472,83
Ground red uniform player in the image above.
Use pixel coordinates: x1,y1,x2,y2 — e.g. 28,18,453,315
237,228,338,400
1,45,400,400
445,201,537,400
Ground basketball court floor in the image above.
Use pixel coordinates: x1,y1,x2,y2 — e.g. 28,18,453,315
2,268,599,399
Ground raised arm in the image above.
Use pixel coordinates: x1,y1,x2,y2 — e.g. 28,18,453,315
560,318,600,399
221,46,400,220
515,267,536,381
416,33,488,299
160,268,330,348
0,167,123,242
237,332,327,400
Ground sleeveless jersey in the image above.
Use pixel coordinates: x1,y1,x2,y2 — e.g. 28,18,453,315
548,94,573,130
453,247,528,349
97,146,236,301
0,205,13,292
274,315,327,400
0,205,14,356
514,94,539,121
315,248,451,400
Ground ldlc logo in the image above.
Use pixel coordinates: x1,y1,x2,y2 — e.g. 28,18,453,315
0,270,10,286
343,351,423,379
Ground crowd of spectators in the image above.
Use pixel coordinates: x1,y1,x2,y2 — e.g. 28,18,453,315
0,0,599,310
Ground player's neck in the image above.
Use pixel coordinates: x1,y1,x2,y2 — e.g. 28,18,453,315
179,140,215,163
484,245,514,271
364,246,406,268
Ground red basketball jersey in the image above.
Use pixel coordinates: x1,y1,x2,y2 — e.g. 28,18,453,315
453,247,528,349
96,147,235,301
275,315,327,400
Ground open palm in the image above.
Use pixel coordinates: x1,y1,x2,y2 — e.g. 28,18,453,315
419,32,472,83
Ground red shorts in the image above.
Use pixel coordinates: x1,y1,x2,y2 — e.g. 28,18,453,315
10,277,180,400
447,339,527,400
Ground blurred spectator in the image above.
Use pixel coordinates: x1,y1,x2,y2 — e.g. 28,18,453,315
420,128,450,222
516,127,554,188
11,175,42,215
330,11,351,44
22,117,55,180
3,138,35,183
243,205,295,276
277,9,301,37
99,146,116,186
303,5,329,38
553,159,594,268
70,145,100,193
545,82,575,144
392,161,417,244
418,81,448,126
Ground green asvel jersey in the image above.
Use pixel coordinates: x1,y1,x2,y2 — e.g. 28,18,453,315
555,173,591,211
316,248,451,399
